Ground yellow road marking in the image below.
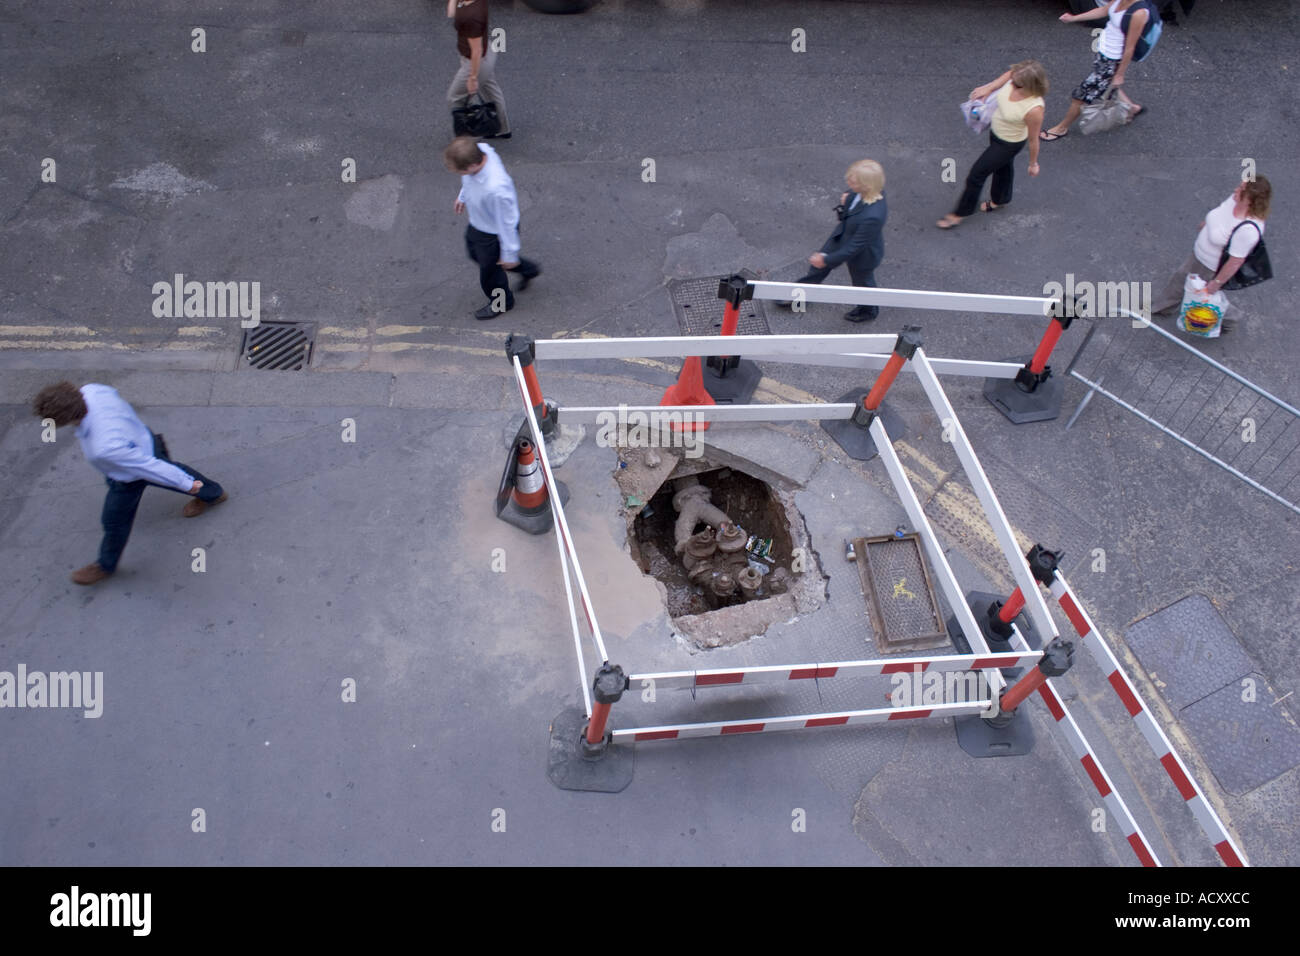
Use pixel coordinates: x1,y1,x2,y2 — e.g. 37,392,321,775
0,325,1027,590
0,325,98,336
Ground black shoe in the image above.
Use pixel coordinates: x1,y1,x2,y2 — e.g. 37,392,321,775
844,307,878,323
514,264,540,292
475,302,513,320
486,131,512,140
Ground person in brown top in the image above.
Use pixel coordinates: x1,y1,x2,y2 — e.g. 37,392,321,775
447,0,510,138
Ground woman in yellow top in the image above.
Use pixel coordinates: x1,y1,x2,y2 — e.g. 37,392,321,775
937,60,1046,229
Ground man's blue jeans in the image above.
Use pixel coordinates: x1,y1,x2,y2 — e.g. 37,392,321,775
98,434,223,573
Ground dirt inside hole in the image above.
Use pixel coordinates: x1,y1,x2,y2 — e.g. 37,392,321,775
630,467,797,618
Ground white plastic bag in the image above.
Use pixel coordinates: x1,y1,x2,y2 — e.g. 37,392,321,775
1178,274,1228,338
960,87,1001,134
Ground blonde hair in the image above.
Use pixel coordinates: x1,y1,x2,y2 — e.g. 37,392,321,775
1009,59,1049,98
847,159,885,202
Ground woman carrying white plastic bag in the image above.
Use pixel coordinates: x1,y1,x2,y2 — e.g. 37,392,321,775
1152,177,1272,335
1177,275,1229,338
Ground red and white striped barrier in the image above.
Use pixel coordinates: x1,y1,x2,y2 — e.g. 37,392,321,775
1035,674,1161,867
629,651,1040,692
613,699,988,742
1047,573,1247,867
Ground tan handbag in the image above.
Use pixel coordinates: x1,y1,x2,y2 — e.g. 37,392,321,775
1079,89,1131,135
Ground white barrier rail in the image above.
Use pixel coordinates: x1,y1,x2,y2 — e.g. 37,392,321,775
747,280,1056,317
534,333,896,362
560,402,855,425
911,349,1060,642
512,356,610,667
628,650,1042,692
613,699,990,742
1000,622,1162,866
749,352,1023,380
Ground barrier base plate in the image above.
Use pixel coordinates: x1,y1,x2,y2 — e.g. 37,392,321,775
964,591,1050,654
702,358,762,405
547,705,634,792
821,390,905,461
497,480,570,535
954,709,1036,758
984,357,1064,424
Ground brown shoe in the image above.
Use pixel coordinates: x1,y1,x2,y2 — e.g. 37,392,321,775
183,491,228,517
71,563,112,586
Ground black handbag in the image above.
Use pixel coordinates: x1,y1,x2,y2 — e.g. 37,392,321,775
1218,221,1272,290
451,93,501,138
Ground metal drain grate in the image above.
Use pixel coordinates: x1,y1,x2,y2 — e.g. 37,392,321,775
854,533,947,652
241,322,315,370
668,271,770,337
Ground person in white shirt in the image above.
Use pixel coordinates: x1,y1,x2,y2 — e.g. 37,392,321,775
31,382,228,585
1151,177,1271,329
444,137,540,320
1040,1,1151,141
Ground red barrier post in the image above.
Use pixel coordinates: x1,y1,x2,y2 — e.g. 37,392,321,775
852,330,921,427
582,664,627,757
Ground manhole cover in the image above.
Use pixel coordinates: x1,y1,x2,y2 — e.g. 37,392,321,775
1125,593,1254,711
854,534,947,652
241,322,316,371
668,272,770,337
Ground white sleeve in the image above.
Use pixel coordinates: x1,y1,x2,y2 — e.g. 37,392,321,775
1227,222,1261,258
92,436,195,490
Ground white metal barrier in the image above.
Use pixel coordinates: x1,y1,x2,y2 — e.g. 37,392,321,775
509,277,1245,867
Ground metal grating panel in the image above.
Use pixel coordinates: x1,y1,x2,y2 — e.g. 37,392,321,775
854,534,947,652
1181,675,1300,795
241,321,315,371
669,271,770,337
1124,593,1254,711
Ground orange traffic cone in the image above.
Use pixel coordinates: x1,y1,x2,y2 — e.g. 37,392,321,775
495,437,569,535
660,356,714,433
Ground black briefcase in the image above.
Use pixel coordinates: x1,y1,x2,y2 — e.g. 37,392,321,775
452,93,501,138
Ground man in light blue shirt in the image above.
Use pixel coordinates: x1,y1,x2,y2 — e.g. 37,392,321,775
444,136,541,320
32,382,228,585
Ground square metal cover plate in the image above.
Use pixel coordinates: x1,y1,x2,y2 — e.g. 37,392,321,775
669,271,770,337
854,533,948,652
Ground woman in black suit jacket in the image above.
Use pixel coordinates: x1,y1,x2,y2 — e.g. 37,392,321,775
789,159,888,322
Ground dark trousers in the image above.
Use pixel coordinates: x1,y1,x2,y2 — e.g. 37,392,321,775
795,263,880,318
465,224,540,310
954,131,1026,217
98,433,223,573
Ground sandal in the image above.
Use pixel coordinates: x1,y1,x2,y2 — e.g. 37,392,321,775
936,215,962,230
1126,106,1147,123
1039,129,1068,142
980,201,1004,213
